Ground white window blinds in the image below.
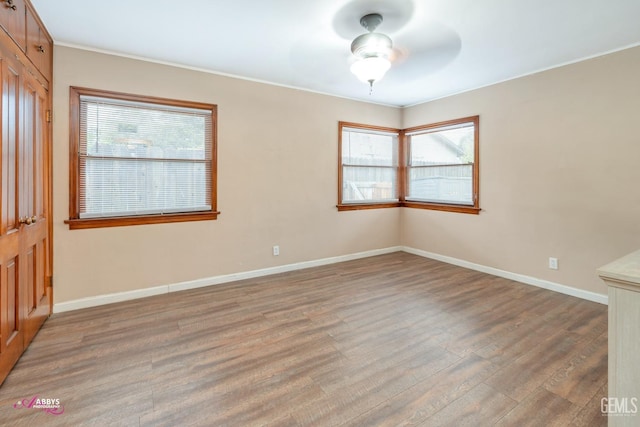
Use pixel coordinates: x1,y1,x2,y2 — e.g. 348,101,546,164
78,95,213,218
341,127,399,203
406,121,475,205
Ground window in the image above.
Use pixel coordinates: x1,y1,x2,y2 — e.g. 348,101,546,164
338,122,401,210
338,116,479,214
67,87,218,229
404,116,480,214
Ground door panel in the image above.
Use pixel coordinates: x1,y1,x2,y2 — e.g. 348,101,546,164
26,246,33,313
2,59,19,231
0,234,24,381
22,224,47,345
25,6,51,80
0,0,26,50
21,78,34,219
21,74,48,346
7,257,18,336
0,48,26,384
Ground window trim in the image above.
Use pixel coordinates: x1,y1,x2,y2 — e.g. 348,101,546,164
66,87,219,229
338,116,480,215
337,121,402,211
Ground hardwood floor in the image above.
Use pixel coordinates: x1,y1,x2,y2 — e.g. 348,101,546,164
0,252,608,426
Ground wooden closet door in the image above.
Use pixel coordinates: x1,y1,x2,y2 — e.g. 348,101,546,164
0,51,25,382
20,72,49,346
0,0,51,387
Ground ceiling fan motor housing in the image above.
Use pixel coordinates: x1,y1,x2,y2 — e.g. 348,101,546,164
360,13,383,32
351,13,392,59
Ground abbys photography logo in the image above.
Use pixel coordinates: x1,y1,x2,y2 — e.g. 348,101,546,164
13,395,64,415
601,397,638,417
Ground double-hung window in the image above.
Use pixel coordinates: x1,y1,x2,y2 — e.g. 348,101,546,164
404,116,479,213
67,87,218,229
338,122,400,210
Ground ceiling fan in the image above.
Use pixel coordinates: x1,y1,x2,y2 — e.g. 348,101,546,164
349,13,393,94
288,0,461,99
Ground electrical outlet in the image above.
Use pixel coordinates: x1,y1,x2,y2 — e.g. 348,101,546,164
548,257,558,270
273,245,280,256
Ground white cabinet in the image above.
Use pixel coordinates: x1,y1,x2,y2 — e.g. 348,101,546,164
598,250,640,426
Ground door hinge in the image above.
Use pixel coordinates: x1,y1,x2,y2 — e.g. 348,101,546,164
46,110,52,123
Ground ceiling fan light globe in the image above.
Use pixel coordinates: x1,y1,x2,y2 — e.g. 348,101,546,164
351,32,393,58
350,56,391,83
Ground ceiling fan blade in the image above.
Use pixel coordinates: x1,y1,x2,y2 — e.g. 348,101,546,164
388,21,462,82
289,29,353,86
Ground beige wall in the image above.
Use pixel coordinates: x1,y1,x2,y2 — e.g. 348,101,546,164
402,46,640,295
53,44,640,304
52,46,402,303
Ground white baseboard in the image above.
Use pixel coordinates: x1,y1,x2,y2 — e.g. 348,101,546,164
54,244,607,313
402,246,608,305
53,285,168,313
53,246,403,313
167,246,403,292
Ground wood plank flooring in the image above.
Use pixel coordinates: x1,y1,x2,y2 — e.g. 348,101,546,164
0,252,608,426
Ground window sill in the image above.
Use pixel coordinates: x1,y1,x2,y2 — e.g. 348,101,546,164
337,201,481,214
337,202,401,211
402,201,481,215
65,211,220,230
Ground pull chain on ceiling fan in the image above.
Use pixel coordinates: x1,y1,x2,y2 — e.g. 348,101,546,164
350,13,392,94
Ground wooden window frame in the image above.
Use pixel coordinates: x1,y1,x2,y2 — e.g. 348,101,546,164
66,87,219,230
402,116,480,214
337,122,402,211
338,116,480,215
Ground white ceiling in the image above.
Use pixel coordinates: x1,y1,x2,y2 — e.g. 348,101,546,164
31,0,640,107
